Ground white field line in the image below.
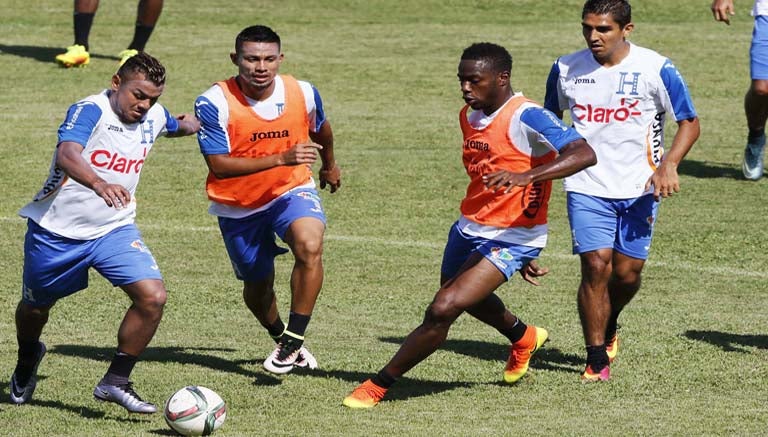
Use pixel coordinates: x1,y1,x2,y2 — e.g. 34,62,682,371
2,216,766,279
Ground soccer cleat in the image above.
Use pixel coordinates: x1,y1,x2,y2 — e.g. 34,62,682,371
742,135,765,180
263,338,302,374
581,364,610,383
55,45,90,68
606,333,619,363
117,49,139,66
294,346,318,369
342,379,387,409
93,380,157,414
9,342,47,405
503,326,548,384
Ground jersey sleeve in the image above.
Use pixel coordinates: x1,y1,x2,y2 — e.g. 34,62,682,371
659,59,697,121
299,80,327,133
194,94,230,155
57,101,102,146
519,106,583,152
162,106,179,135
544,60,563,114
311,85,327,133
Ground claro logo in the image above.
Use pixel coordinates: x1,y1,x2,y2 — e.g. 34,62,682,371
90,149,145,173
573,98,641,123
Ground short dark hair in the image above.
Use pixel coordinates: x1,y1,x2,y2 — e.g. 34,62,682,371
236,25,281,54
117,52,166,86
461,42,512,75
582,0,632,28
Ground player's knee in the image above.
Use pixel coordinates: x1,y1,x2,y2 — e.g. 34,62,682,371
613,269,642,288
17,301,51,321
292,237,324,265
581,255,611,279
424,298,461,326
136,285,167,313
752,80,768,96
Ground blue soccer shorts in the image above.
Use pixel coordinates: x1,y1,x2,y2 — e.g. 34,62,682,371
217,188,327,282
440,221,543,281
567,192,659,260
751,16,768,80
22,220,163,307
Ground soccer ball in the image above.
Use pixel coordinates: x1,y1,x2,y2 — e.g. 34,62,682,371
164,386,226,436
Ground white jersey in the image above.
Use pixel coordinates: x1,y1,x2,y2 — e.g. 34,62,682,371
753,0,768,16
19,90,176,240
195,75,326,218
545,43,697,198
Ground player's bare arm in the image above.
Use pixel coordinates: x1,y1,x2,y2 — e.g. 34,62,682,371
56,141,131,209
310,120,341,193
204,142,320,179
166,113,201,137
645,117,700,200
483,139,596,193
711,0,736,24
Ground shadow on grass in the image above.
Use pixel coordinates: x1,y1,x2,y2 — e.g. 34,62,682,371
52,345,281,386
683,330,768,352
0,44,120,63
148,428,178,436
379,336,582,372
306,368,473,402
0,389,153,423
678,159,742,180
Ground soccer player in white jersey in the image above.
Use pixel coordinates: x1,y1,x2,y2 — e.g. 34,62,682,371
544,0,700,382
712,0,768,179
11,52,200,413
194,25,340,375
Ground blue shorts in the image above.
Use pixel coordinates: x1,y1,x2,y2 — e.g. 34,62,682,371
22,220,163,307
567,192,659,260
751,16,768,79
440,221,542,281
218,189,326,281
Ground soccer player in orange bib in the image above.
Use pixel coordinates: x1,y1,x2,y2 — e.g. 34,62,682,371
342,42,596,408
194,25,340,375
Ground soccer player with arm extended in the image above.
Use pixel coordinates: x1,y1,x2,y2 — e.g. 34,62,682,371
194,25,341,375
544,0,700,382
11,52,200,413
342,42,596,409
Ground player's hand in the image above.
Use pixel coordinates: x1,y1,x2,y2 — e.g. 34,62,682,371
520,260,549,286
319,162,341,193
482,170,532,193
645,161,680,202
711,0,735,24
92,180,131,209
176,113,201,134
279,142,321,166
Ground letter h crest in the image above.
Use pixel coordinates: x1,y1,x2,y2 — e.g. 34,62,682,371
615,72,641,96
140,120,155,144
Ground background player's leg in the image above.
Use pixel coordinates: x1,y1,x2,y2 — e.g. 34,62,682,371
127,0,164,51
577,248,613,380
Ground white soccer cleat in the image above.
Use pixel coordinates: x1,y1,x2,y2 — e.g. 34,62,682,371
294,346,318,369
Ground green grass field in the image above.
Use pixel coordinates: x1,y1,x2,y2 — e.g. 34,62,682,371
1,0,766,435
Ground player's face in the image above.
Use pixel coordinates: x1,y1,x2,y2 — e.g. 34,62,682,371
582,13,633,66
109,72,164,124
458,59,509,115
231,41,284,96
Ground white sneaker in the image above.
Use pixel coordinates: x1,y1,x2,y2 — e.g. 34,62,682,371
743,135,765,180
294,346,318,369
263,339,302,374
